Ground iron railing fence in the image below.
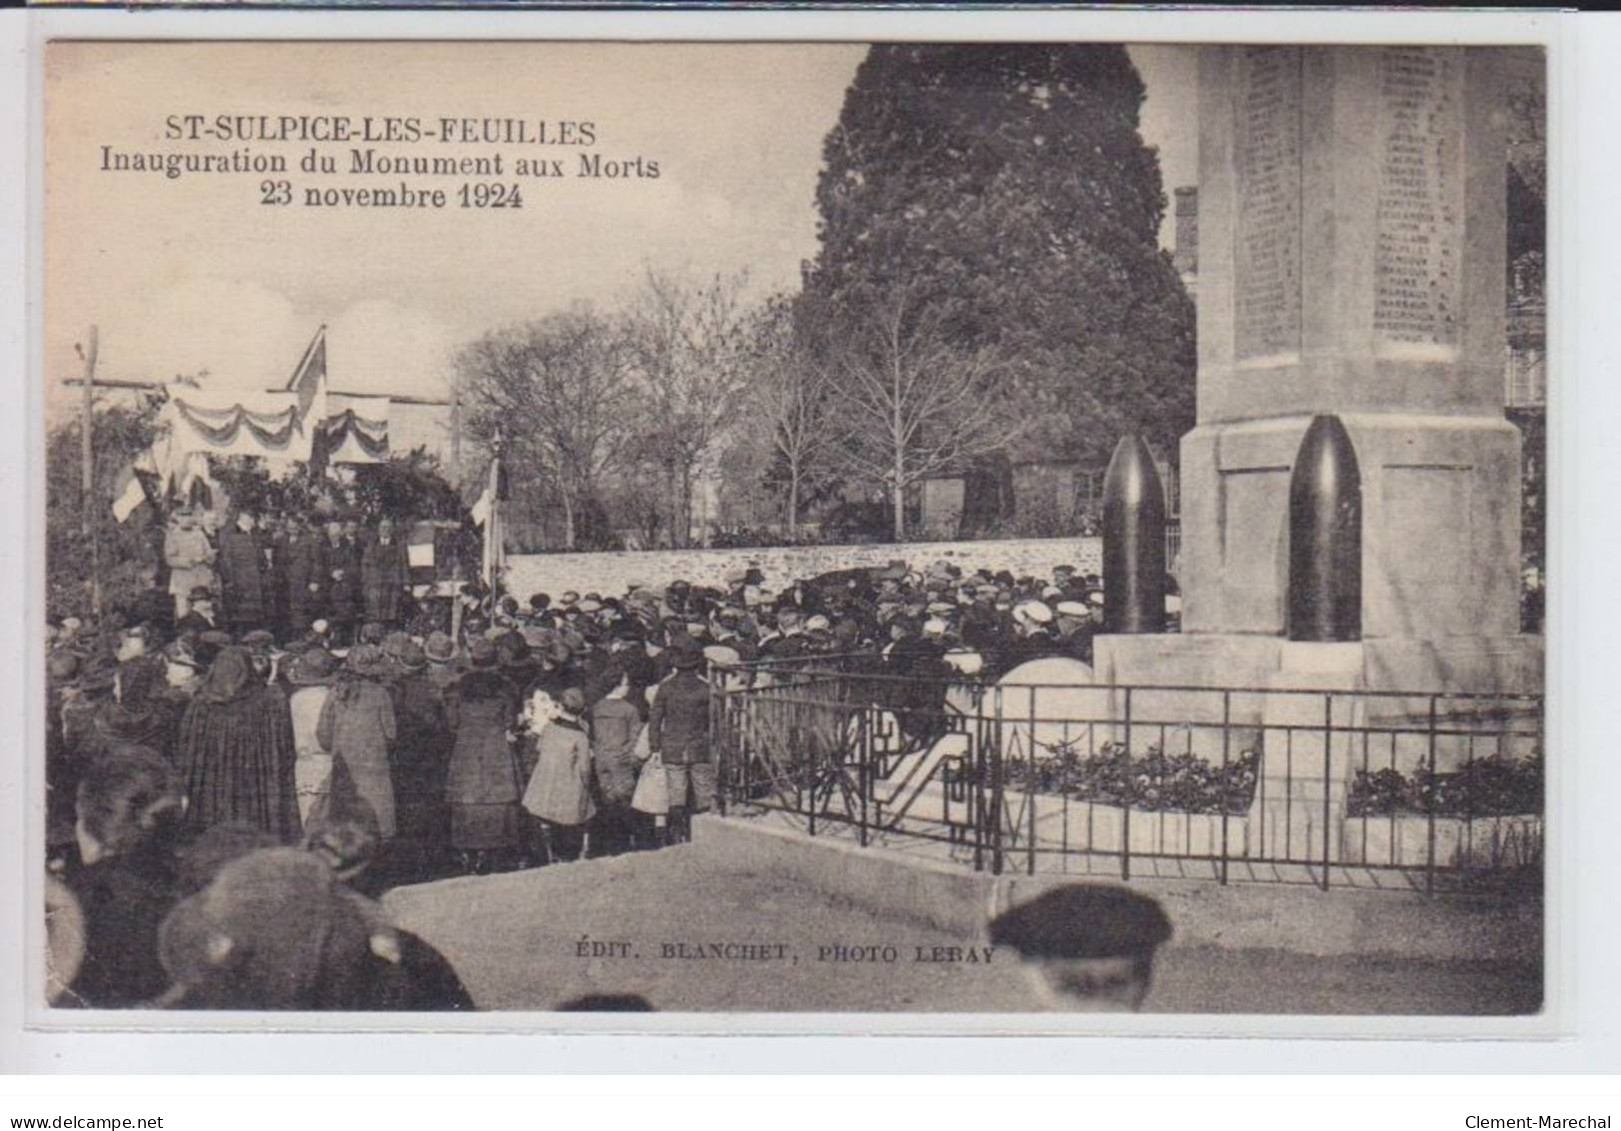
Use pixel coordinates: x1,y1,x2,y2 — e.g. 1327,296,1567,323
708,655,1543,891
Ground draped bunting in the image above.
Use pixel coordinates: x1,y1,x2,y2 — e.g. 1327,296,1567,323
173,397,307,451
160,387,314,464
139,328,406,496
320,396,391,465
322,408,390,460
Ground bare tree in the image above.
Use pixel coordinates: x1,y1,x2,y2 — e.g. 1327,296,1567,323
744,296,840,536
454,307,632,550
828,283,1023,540
623,268,753,548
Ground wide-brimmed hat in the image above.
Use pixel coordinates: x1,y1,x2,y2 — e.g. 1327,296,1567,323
703,644,740,668
157,848,386,1010
1014,600,1054,626
423,632,456,664
343,643,392,678
390,639,428,672
381,632,416,669
286,649,337,686
187,586,215,603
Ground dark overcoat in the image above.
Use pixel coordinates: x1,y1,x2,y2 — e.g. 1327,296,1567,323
444,671,520,806
361,536,410,624
279,534,327,637
648,670,711,767
324,536,362,624
216,528,267,626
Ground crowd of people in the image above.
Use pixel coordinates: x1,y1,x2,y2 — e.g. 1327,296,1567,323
45,499,1147,1010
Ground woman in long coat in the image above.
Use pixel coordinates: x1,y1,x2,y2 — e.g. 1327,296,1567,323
316,644,398,840
385,636,451,877
521,687,596,864
443,637,521,873
176,646,298,840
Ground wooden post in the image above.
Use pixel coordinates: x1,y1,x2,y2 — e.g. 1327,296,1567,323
80,326,101,617
449,383,463,642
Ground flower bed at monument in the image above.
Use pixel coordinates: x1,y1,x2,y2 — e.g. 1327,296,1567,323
1345,753,1543,818
1000,741,1260,816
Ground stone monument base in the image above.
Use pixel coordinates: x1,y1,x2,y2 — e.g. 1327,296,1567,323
1092,631,1543,703
1090,632,1543,862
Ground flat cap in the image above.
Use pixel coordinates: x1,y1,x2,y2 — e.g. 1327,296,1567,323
988,885,1172,960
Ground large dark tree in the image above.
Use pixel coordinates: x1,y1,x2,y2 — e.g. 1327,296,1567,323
804,44,1196,476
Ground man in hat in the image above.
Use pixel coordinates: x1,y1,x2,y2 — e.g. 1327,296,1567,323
988,884,1172,1012
278,512,327,645
323,519,362,646
216,510,268,636
259,514,289,642
1004,600,1060,671
361,517,411,629
155,847,472,1010
1053,600,1098,665
114,624,152,664
423,631,461,696
662,579,693,621
60,746,185,1008
648,633,712,844
174,587,220,637
759,608,808,663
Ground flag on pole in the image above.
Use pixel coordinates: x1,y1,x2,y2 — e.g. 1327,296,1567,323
111,464,147,523
110,448,159,523
285,325,330,472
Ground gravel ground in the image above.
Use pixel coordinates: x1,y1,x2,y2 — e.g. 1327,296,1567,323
382,846,1541,1015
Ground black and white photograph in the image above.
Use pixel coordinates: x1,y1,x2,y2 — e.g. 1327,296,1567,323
33,34,1548,1022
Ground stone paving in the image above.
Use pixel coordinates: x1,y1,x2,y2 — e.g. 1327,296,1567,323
381,844,1541,1015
